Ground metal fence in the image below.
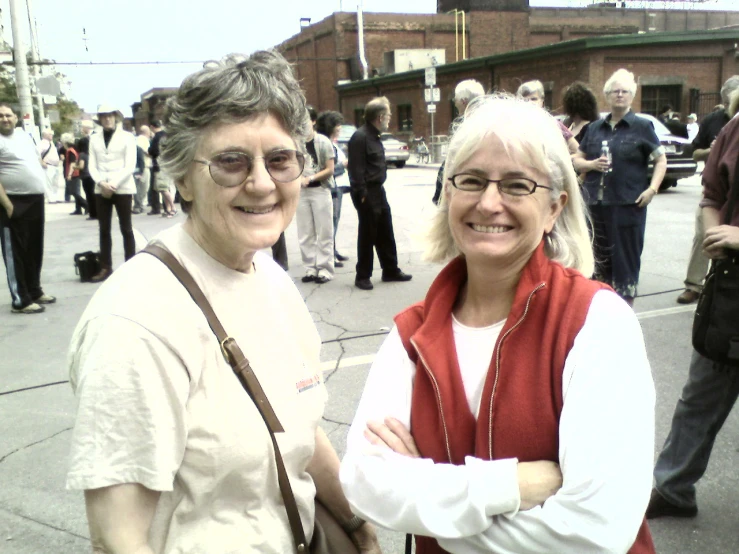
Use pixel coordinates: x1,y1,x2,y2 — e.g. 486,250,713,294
689,89,722,122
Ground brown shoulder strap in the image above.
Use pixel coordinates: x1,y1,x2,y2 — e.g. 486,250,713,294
141,243,309,553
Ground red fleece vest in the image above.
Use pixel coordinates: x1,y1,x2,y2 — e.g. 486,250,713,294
394,244,655,554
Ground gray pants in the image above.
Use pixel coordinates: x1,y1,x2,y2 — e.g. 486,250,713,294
654,350,739,508
683,205,710,292
134,168,150,211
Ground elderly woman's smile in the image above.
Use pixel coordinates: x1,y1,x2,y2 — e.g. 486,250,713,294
179,113,302,273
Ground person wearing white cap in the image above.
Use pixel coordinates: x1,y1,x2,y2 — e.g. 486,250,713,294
88,103,137,282
686,113,699,142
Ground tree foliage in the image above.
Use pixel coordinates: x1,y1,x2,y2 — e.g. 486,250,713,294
0,62,80,137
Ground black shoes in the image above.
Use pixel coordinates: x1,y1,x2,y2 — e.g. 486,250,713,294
334,260,344,268
646,489,698,519
90,267,113,283
335,252,349,262
315,275,330,284
147,210,161,216
302,274,316,283
382,270,413,282
355,278,374,290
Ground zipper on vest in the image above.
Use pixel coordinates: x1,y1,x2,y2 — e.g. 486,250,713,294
410,337,453,463
487,282,546,460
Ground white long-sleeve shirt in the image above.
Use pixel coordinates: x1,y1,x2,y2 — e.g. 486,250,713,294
340,290,655,554
89,128,137,195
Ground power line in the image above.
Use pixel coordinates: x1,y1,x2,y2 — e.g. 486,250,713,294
1,60,207,67
1,56,344,67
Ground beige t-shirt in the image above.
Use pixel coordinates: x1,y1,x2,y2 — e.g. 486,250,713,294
66,224,327,553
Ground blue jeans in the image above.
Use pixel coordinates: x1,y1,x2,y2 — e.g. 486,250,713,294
332,189,343,254
654,350,739,507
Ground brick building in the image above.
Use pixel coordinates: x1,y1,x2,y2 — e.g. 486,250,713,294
335,28,739,142
274,1,739,141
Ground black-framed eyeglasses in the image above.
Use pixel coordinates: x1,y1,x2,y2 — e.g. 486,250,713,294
449,173,553,196
193,149,305,188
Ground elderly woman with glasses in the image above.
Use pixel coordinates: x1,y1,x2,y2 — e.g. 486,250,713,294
66,51,380,554
340,95,656,553
573,68,667,307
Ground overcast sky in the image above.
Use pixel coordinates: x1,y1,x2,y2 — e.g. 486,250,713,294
0,0,734,117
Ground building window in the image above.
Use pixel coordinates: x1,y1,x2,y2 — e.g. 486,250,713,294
398,104,413,131
354,108,364,127
641,85,682,117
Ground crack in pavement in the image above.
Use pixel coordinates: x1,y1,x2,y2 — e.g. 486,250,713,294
0,506,89,541
322,416,350,427
0,427,73,465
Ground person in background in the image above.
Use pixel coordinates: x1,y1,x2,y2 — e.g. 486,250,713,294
433,79,485,205
647,88,739,521
148,120,176,217
315,110,348,267
686,113,699,142
88,104,137,282
675,75,739,304
658,104,674,124
66,50,381,554
340,94,655,553
665,113,689,140
517,79,579,155
132,125,152,214
38,129,60,203
348,97,412,290
562,81,600,144
76,120,97,219
60,133,87,216
0,103,56,314
297,107,335,284
572,68,667,307
147,120,165,215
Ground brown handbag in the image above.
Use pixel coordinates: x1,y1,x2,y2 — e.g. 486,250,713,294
142,244,359,554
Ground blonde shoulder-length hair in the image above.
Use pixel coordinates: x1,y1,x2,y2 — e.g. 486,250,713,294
423,93,594,277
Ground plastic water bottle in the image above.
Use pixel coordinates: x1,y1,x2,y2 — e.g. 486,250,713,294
601,140,612,173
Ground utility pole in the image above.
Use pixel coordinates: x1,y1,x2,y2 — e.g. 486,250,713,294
8,0,36,134
25,0,46,130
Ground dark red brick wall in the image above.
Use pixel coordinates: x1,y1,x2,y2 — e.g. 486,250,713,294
469,12,530,58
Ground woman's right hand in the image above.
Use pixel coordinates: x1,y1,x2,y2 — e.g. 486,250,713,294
589,155,611,173
516,460,563,510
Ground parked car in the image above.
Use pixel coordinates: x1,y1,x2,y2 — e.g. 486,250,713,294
596,112,698,190
380,133,410,168
336,124,357,158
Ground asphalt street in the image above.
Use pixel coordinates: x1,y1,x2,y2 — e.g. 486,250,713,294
1,162,737,553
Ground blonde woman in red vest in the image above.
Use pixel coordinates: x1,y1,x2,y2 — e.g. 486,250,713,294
340,95,656,554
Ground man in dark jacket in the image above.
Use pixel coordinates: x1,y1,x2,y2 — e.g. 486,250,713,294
675,75,739,304
348,96,412,291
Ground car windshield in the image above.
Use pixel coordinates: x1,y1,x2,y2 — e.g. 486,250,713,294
338,124,356,140
635,113,670,136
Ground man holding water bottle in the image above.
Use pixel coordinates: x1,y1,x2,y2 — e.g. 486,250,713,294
573,68,666,307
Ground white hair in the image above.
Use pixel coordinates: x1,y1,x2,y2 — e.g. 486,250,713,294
423,94,594,276
455,80,485,104
517,80,544,99
603,69,637,96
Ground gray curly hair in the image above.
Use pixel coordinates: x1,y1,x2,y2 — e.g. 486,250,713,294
160,50,311,210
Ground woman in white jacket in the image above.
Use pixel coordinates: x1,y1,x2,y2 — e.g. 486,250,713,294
88,104,138,282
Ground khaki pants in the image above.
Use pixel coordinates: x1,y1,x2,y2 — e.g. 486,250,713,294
296,186,334,279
